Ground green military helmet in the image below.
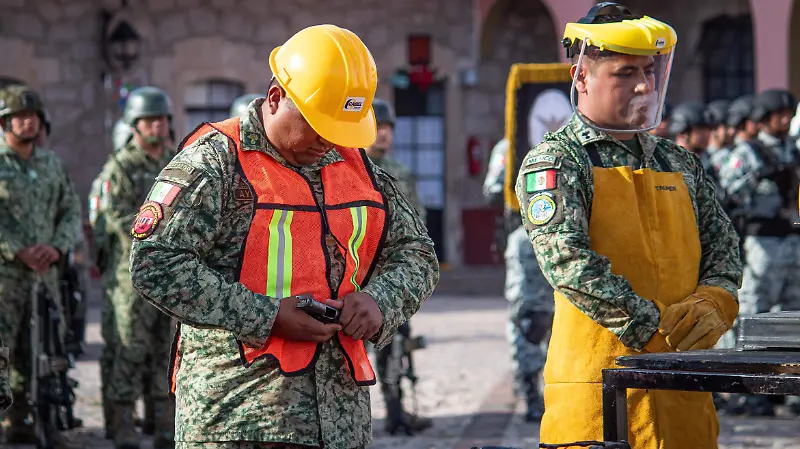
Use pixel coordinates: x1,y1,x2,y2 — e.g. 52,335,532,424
112,118,133,151
229,93,262,117
372,98,395,127
122,86,172,126
0,84,45,121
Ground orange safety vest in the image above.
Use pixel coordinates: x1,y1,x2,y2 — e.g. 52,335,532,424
169,118,386,390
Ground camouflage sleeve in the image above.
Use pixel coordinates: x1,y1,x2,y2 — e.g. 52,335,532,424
363,165,439,350
0,343,10,411
130,135,278,347
718,143,758,201
0,223,24,262
102,157,143,241
49,158,82,255
515,143,660,350
690,153,743,299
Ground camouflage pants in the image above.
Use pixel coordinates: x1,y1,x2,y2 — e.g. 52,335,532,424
106,263,173,402
0,266,60,425
507,313,549,398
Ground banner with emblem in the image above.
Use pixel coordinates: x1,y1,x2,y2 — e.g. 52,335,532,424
503,63,573,212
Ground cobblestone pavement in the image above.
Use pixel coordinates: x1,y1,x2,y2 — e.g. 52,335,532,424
7,291,800,448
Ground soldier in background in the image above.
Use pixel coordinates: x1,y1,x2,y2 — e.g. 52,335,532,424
91,86,177,448
717,89,799,416
705,99,733,178
0,85,82,447
364,98,432,434
483,137,553,422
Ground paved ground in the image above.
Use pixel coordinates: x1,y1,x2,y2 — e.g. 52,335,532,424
7,291,800,448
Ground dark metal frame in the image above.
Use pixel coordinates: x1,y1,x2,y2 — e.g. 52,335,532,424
601,355,800,447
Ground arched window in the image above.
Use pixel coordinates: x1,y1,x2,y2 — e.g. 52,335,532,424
184,80,245,134
699,15,754,101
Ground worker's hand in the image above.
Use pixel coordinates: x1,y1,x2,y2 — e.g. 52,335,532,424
33,245,60,266
337,292,383,341
271,296,342,342
659,296,729,351
16,246,52,272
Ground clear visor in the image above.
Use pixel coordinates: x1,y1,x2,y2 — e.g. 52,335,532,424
570,39,674,133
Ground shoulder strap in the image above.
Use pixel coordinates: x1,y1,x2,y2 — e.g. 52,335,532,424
178,117,241,154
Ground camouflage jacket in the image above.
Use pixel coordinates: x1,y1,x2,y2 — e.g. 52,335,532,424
129,102,439,447
717,132,795,223
0,141,81,266
0,341,9,411
515,115,742,350
95,140,175,270
369,154,426,222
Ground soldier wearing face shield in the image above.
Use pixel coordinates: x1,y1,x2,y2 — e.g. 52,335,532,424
515,3,742,448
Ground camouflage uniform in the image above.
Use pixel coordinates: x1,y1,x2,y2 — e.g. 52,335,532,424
483,137,552,420
0,139,81,431
0,341,10,412
516,115,741,350
96,138,177,440
369,155,426,222
129,101,439,448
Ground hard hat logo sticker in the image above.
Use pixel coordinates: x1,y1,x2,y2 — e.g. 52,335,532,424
343,97,365,112
655,38,666,49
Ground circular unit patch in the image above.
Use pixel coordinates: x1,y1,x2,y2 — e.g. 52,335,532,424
527,193,557,226
131,201,164,240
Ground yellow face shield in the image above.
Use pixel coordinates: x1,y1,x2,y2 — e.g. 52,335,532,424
564,15,677,133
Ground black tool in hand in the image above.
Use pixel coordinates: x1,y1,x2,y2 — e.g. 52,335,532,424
295,295,340,324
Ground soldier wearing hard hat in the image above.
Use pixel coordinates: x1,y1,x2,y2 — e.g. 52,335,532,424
128,25,439,448
515,3,742,448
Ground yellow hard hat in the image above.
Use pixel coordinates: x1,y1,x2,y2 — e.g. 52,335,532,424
269,24,378,148
562,3,676,57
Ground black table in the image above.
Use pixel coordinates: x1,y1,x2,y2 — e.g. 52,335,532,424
601,350,800,446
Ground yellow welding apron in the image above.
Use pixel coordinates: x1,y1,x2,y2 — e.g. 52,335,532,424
540,159,721,449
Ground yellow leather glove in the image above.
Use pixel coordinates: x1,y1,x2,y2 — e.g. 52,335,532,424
658,286,738,351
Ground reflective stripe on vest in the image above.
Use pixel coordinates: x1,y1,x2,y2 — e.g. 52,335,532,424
174,118,385,386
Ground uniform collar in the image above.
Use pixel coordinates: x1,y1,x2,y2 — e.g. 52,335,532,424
0,139,44,160
238,99,344,171
567,114,657,163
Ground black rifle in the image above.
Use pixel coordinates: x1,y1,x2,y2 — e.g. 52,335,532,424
382,322,427,435
28,277,82,448
58,253,87,358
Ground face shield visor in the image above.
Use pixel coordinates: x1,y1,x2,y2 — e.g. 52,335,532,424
564,15,677,134
571,41,674,133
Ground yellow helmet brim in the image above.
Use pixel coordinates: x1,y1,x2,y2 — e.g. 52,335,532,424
564,16,677,56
